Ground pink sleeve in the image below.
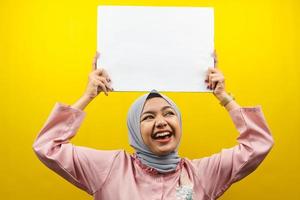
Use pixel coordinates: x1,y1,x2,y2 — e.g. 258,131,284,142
32,103,121,195
192,107,274,199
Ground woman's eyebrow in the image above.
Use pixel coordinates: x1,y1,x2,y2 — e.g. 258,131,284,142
141,110,155,116
161,105,174,111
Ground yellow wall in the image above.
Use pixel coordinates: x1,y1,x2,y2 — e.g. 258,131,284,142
1,0,299,199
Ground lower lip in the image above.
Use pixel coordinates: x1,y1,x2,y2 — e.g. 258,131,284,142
154,135,173,143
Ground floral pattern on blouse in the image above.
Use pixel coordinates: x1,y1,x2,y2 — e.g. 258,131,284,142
176,169,194,200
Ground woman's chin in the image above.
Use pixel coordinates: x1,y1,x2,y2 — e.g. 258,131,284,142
152,145,176,156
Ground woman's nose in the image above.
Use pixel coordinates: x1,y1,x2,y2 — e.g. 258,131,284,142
155,118,167,128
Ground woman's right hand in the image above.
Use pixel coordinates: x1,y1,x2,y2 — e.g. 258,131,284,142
83,52,113,99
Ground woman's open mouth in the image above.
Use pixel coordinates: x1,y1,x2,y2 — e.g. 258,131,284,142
151,131,173,143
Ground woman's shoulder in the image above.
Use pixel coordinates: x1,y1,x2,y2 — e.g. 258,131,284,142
105,149,135,164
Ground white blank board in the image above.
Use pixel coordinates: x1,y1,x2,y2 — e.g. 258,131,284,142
97,6,214,92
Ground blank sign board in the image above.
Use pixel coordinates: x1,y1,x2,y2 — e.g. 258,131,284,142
97,6,214,92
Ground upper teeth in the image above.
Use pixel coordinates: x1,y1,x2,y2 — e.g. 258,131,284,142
156,132,170,137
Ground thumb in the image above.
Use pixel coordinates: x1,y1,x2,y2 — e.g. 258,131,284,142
92,52,100,71
212,49,218,68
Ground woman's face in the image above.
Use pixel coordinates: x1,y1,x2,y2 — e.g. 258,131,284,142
140,97,181,156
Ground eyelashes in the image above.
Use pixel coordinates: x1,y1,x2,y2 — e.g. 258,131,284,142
141,111,175,121
165,111,175,116
142,115,154,121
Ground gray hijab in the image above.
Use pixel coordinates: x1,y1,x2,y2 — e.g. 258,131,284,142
127,90,182,173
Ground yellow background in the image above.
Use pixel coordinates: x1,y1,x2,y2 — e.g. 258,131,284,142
1,0,299,199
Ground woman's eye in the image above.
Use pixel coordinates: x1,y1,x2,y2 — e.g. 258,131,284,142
165,111,175,116
143,115,154,121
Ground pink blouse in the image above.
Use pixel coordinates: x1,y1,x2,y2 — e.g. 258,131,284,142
33,103,274,200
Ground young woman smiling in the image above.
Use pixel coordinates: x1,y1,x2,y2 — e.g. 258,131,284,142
33,52,274,200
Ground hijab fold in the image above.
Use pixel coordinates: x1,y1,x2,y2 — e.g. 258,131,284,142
127,90,182,173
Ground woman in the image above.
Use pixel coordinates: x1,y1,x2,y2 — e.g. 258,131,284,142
33,52,274,200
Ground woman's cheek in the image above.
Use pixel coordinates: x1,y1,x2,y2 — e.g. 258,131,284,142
141,122,154,137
